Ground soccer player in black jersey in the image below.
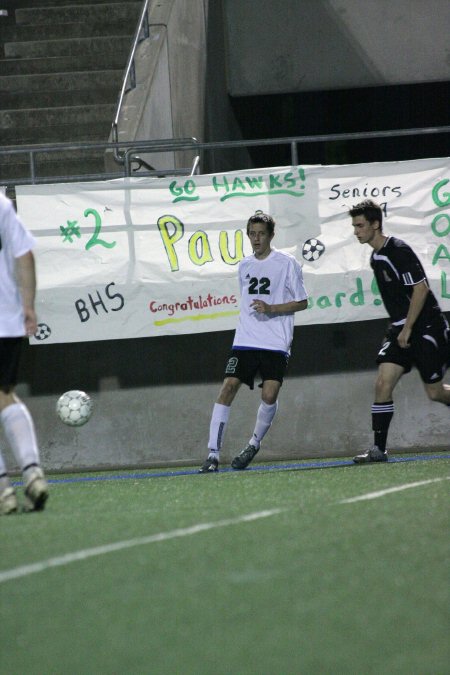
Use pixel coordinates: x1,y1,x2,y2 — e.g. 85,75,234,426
349,200,450,463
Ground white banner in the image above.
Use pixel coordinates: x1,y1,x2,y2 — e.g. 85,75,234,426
15,157,450,344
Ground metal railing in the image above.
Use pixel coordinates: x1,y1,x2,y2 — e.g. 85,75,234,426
0,125,449,188
110,0,150,164
0,137,201,186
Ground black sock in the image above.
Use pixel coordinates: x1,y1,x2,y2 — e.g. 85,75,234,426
372,401,394,453
374,431,388,453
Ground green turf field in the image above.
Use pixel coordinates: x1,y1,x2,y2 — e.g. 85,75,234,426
1,454,449,674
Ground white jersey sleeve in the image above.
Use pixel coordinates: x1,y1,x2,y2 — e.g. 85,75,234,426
233,248,308,355
0,194,36,337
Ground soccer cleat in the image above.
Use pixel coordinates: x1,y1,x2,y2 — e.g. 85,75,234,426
231,444,259,470
353,447,388,464
198,456,219,473
0,485,19,515
23,466,49,511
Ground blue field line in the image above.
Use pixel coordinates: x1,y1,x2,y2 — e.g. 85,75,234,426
11,453,450,486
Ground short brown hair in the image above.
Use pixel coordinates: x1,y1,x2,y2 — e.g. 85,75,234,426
246,211,275,235
349,200,383,230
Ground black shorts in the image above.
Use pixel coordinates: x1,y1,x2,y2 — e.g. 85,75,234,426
223,349,289,390
0,337,23,390
376,315,450,384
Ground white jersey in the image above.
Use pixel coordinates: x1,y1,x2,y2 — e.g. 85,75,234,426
233,248,308,355
0,193,36,337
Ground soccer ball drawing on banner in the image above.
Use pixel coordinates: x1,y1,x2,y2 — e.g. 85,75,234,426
34,323,51,341
302,238,325,261
56,390,93,427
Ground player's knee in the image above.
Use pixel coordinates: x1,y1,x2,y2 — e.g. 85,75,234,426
218,379,239,404
0,389,16,411
426,385,444,402
261,383,280,405
375,375,392,399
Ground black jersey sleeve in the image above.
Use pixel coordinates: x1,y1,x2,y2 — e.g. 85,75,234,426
388,238,427,286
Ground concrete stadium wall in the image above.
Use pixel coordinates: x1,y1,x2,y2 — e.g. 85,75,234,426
108,0,209,173
107,0,252,176
224,0,450,96
1,319,448,474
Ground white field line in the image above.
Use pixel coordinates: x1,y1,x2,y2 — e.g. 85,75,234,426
2,477,448,585
339,476,450,504
0,508,284,585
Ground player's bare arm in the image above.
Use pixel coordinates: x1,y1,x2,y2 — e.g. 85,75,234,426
397,280,429,349
15,250,37,336
251,299,308,314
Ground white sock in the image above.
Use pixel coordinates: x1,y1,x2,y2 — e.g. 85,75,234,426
249,401,278,448
207,403,230,457
0,451,7,476
0,403,40,471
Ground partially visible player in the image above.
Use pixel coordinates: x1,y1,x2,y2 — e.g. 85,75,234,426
350,199,450,463
199,211,308,472
0,193,48,513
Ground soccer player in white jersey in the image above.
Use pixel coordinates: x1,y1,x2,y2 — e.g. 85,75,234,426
199,211,308,472
0,193,48,513
350,199,450,463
